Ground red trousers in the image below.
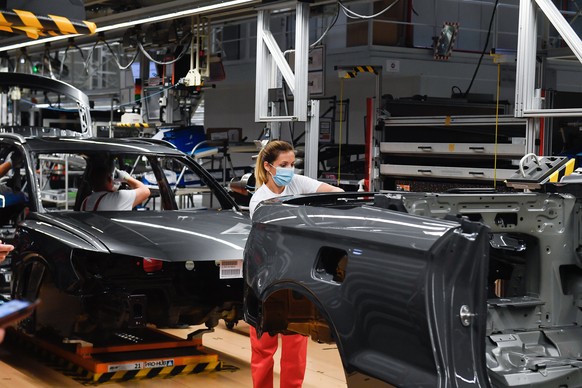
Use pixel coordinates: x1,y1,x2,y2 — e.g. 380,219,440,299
250,326,308,388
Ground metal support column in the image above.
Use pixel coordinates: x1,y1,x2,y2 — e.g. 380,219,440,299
365,98,374,191
254,1,319,180
0,93,7,125
515,0,537,118
304,100,319,179
294,2,309,121
515,0,538,154
515,0,582,154
373,68,382,191
268,102,281,140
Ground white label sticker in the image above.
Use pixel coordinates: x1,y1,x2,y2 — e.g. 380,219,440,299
385,59,400,73
144,359,175,368
219,259,243,279
108,362,143,372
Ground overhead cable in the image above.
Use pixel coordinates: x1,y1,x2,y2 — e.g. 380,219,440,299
338,0,401,20
462,0,500,97
137,35,192,66
60,39,87,78
311,3,340,48
102,39,140,70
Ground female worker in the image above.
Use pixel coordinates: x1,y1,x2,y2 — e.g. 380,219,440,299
248,140,344,388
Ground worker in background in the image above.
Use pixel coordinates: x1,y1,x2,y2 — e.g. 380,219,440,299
248,140,344,388
0,241,14,343
82,164,150,211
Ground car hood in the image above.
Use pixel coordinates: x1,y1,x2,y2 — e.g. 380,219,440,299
33,210,250,262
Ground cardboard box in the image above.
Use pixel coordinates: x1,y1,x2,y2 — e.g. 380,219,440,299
346,0,407,47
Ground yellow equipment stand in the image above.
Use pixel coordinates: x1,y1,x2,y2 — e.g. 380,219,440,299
7,326,222,383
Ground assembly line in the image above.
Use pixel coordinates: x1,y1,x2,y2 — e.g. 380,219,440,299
3,1,582,387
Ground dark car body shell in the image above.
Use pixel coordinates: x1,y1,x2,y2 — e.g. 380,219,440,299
4,134,250,336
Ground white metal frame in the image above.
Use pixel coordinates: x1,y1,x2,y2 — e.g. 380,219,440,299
516,0,582,152
254,1,319,178
255,2,309,122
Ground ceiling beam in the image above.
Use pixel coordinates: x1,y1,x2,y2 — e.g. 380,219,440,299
0,0,260,53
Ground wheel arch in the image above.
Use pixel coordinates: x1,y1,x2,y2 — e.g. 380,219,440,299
12,252,50,300
257,280,345,358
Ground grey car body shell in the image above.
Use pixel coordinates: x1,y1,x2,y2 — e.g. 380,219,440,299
244,197,490,388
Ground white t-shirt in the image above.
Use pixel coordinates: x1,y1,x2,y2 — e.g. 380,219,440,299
82,190,137,211
249,174,322,218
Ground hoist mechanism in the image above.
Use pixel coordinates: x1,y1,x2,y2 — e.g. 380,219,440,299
183,15,211,87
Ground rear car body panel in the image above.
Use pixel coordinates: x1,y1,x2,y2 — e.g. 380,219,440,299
246,190,582,387
245,201,490,387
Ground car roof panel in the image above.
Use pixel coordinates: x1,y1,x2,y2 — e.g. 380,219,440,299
6,136,184,156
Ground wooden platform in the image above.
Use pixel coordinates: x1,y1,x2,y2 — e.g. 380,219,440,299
0,322,347,387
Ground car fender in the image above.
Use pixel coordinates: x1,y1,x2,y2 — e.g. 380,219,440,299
18,218,110,253
255,279,346,359
14,220,109,292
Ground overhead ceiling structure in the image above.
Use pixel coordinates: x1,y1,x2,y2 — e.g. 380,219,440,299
0,0,262,53
0,9,96,39
0,0,93,38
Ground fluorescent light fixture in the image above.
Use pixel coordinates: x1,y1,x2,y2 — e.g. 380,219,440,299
0,34,71,52
0,0,257,53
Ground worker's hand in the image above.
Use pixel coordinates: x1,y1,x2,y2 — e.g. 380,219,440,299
0,242,14,261
4,152,13,167
114,168,132,182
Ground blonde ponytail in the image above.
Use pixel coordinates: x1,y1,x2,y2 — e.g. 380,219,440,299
254,148,269,187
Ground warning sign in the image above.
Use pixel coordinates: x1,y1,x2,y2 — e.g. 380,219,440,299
144,359,175,368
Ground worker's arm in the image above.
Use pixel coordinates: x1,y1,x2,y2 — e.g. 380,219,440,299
115,169,151,207
126,176,151,207
317,182,344,193
0,161,11,178
0,152,14,177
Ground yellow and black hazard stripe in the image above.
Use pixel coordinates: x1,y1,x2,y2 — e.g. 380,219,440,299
89,361,222,384
0,9,96,39
342,65,378,79
548,158,576,183
115,123,151,128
